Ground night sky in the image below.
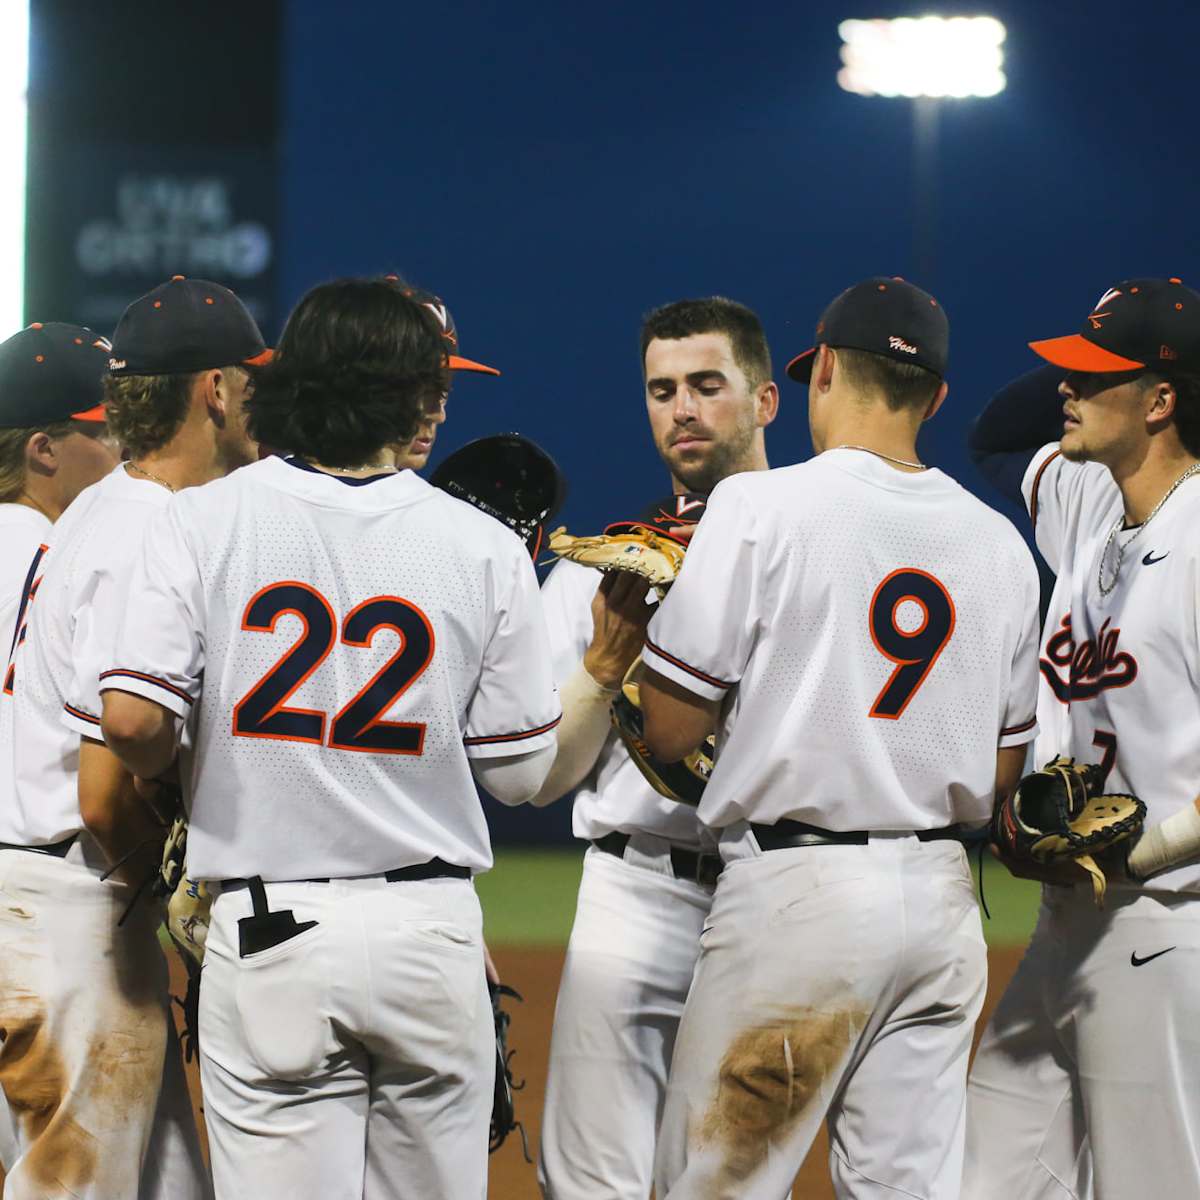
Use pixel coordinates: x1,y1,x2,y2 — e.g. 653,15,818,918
283,0,1200,537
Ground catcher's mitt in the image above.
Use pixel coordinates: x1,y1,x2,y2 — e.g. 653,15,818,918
489,981,530,1160
612,659,713,806
992,756,1146,906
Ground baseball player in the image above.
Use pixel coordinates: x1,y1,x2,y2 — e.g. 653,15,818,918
0,322,116,1176
964,278,1200,1198
638,277,1042,1199
536,297,779,1199
97,276,561,1200
0,275,267,1198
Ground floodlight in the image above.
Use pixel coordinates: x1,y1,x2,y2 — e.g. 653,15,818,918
0,0,29,331
838,15,1006,99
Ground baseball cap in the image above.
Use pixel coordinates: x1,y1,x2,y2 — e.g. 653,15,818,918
108,276,272,377
1029,278,1200,373
0,322,111,427
404,285,500,376
605,492,708,541
786,277,949,383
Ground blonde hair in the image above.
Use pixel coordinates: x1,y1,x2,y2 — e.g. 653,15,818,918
0,421,74,504
103,373,196,459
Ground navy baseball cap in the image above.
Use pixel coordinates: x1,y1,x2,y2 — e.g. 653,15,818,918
1029,278,1200,373
108,276,272,377
786,277,949,383
0,322,110,427
605,492,708,541
402,284,500,376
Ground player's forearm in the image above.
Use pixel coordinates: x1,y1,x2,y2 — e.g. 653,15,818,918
78,737,167,888
527,663,618,806
1127,795,1200,880
640,667,718,763
100,690,179,779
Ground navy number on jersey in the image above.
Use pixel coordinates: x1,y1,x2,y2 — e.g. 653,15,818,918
868,568,956,719
3,544,49,696
233,583,435,755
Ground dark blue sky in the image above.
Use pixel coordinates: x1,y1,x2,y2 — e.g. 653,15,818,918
282,0,1200,535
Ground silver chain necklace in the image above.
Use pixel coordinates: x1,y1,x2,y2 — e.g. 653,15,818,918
836,445,928,471
1097,461,1200,596
128,462,176,493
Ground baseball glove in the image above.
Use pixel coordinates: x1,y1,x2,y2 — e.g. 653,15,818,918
489,981,530,1160
548,526,685,596
612,660,713,806
992,756,1146,906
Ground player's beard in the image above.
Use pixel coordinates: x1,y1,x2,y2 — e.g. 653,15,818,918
664,409,759,493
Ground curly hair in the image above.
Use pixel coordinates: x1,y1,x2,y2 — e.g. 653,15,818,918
640,297,772,392
245,277,450,467
102,373,195,458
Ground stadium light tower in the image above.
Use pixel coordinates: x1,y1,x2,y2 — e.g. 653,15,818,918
838,16,1007,283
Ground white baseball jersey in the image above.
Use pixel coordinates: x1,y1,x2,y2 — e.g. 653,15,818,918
0,465,169,845
1023,444,1200,894
643,448,1041,831
0,503,50,661
101,456,561,883
541,558,713,849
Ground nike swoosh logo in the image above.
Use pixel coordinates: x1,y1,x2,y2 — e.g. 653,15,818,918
1130,947,1176,967
1142,551,1169,566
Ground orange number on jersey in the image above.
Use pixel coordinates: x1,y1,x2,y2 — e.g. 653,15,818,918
232,583,435,755
868,568,956,719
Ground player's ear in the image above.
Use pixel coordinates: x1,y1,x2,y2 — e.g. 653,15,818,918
23,430,58,475
203,368,230,427
813,345,836,393
755,380,780,428
923,381,949,423
1145,377,1176,429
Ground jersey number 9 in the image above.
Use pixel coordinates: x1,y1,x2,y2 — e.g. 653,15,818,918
232,581,434,755
868,568,956,720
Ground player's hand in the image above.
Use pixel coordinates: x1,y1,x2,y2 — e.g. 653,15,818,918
583,572,654,690
484,940,500,987
988,842,1093,888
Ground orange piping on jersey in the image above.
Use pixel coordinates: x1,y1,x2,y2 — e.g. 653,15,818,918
464,713,563,747
99,669,195,706
1000,714,1036,737
231,580,336,745
327,595,435,756
1028,449,1061,527
642,637,735,690
63,702,101,727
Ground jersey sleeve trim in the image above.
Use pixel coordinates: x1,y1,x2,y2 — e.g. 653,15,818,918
643,637,735,691
99,669,195,707
63,702,101,728
463,713,562,747
998,714,1038,748
1027,448,1061,525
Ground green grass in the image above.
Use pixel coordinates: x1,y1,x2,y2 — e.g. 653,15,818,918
478,848,1044,950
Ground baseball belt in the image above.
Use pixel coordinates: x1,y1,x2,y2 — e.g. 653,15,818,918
750,819,987,851
0,834,78,857
593,830,723,887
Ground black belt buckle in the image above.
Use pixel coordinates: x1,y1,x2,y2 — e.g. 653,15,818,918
669,846,722,887
237,877,318,957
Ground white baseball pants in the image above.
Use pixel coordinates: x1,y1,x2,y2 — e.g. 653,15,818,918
966,884,1200,1200
538,839,713,1199
654,833,987,1200
198,874,493,1200
0,842,210,1200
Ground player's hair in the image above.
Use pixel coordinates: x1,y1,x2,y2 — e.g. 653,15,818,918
834,347,942,412
0,421,74,503
245,277,450,468
640,297,772,392
1147,371,1200,457
102,373,196,459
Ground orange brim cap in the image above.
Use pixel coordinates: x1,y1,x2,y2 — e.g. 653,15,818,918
784,347,817,381
448,354,500,376
70,403,107,422
1028,334,1144,372
244,348,274,366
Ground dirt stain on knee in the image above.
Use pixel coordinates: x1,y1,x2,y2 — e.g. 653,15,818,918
0,1000,98,1192
697,1003,868,1191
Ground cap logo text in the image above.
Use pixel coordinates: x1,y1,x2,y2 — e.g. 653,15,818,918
107,358,126,371
888,336,918,355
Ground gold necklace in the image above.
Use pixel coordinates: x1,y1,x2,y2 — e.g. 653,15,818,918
128,462,177,493
1097,461,1200,597
836,445,928,471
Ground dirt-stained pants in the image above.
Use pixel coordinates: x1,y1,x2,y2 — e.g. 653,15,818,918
0,843,210,1200
654,832,987,1200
